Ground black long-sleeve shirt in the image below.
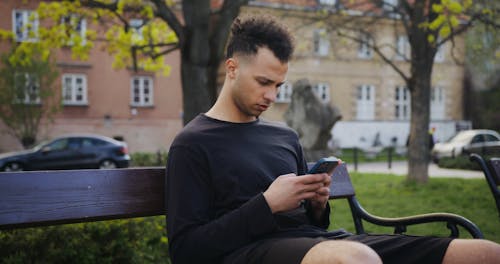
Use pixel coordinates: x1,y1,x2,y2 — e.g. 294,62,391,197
165,114,346,264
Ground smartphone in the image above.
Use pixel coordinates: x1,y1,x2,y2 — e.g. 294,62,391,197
308,157,340,175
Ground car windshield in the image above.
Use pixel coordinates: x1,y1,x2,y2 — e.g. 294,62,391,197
32,140,50,151
449,132,474,143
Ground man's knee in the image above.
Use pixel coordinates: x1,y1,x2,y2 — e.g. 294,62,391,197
301,240,382,264
443,239,500,264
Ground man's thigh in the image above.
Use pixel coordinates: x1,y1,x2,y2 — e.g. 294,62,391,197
224,237,327,264
345,234,453,264
224,234,453,264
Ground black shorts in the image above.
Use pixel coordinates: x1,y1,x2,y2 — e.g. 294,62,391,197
223,234,453,264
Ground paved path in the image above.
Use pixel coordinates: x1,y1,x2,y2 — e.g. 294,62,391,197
347,161,484,179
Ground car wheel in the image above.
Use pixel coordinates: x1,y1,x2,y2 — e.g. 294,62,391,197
3,162,24,172
99,159,117,169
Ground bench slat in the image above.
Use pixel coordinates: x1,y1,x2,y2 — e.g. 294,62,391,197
329,163,355,198
0,168,165,229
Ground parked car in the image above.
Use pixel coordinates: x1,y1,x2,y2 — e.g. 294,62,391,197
0,134,130,171
431,129,500,162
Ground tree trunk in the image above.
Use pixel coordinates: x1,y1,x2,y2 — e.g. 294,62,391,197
406,0,437,183
179,0,248,125
407,68,432,183
180,0,212,125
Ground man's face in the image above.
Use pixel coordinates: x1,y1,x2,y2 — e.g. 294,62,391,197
227,47,288,121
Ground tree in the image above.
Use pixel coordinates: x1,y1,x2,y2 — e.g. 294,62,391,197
0,0,249,125
0,44,60,148
299,0,499,182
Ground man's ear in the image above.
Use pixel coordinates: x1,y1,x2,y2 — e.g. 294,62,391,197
225,58,238,79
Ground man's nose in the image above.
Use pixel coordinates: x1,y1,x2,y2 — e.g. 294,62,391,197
264,88,277,103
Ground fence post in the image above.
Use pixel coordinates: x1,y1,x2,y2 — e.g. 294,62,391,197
353,147,358,172
388,147,393,169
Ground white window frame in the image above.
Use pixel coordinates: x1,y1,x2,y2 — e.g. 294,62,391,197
383,0,398,10
319,0,337,5
61,15,87,46
14,73,40,104
357,33,373,59
396,35,409,60
434,43,445,63
131,76,154,107
356,84,375,120
313,83,331,103
130,18,144,44
276,82,293,103
394,85,411,120
430,86,446,120
313,29,330,56
12,10,38,42
62,74,88,105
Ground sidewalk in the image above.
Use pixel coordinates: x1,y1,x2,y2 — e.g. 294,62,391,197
347,161,484,179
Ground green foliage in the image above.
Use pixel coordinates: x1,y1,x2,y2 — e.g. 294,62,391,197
437,155,480,170
329,173,500,243
338,147,407,164
0,45,60,148
130,151,168,167
0,217,170,264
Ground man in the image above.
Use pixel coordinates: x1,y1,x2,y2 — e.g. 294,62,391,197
166,16,500,264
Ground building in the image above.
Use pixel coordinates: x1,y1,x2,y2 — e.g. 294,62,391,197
0,0,183,153
0,0,470,153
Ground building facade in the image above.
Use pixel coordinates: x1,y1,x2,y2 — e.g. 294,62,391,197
0,0,184,153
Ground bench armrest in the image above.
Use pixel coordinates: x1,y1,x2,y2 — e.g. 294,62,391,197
348,197,484,239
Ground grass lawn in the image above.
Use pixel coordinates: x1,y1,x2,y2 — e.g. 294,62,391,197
328,172,500,243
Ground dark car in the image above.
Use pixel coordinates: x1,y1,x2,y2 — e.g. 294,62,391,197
0,134,131,171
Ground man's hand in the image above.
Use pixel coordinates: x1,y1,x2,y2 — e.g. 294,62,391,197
263,173,330,214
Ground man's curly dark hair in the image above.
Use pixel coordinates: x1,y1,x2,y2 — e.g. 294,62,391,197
226,16,294,63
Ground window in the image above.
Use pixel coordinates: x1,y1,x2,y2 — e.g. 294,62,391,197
356,84,375,120
62,74,87,105
131,76,154,106
276,82,293,103
313,29,330,56
61,15,86,45
394,85,410,120
313,83,330,103
130,19,143,44
383,0,398,11
396,35,409,60
434,44,445,63
358,33,373,59
14,73,40,104
319,0,337,5
12,10,38,42
430,86,445,120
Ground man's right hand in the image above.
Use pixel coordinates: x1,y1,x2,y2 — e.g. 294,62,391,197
263,173,330,213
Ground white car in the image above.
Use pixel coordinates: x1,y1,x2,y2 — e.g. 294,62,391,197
431,129,500,162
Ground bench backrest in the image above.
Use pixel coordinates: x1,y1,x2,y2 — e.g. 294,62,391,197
489,158,500,186
0,164,355,230
0,168,165,229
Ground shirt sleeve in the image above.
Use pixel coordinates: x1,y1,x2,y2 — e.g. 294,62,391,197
165,145,279,264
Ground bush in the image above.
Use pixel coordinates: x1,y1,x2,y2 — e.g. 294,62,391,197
0,217,170,264
437,154,499,170
437,155,480,170
130,151,167,167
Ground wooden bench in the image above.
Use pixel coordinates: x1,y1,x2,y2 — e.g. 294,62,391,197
0,164,483,239
470,153,500,219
